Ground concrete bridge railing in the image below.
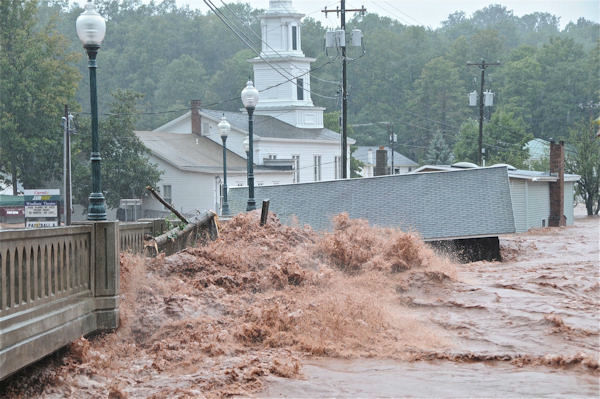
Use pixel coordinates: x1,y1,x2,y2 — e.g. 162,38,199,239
0,221,120,380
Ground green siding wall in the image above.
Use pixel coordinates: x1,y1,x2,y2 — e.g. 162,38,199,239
526,182,550,229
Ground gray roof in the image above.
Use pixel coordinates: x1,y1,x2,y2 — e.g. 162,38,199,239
227,166,516,240
201,109,344,142
135,130,249,173
353,146,417,167
413,165,580,182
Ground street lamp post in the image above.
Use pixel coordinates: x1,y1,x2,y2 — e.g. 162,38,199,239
241,80,259,212
218,114,231,216
76,1,107,221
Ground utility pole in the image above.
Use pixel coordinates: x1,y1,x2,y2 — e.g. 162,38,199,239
323,2,366,178
62,105,73,226
467,59,500,166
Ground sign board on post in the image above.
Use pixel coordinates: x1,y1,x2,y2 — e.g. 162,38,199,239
24,189,61,228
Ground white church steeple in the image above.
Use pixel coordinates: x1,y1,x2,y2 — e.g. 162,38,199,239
249,0,325,129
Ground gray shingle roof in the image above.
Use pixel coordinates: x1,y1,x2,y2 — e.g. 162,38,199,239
227,167,516,239
353,146,417,167
201,109,344,141
135,130,248,173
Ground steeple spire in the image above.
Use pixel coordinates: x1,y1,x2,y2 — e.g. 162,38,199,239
250,0,325,128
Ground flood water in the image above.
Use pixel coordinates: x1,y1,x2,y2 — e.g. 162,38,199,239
263,359,598,398
262,213,600,398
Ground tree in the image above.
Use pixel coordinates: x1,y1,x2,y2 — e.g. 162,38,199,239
566,119,600,215
453,111,532,167
425,130,453,164
72,90,162,209
453,119,479,163
483,109,532,168
408,56,466,159
0,0,80,194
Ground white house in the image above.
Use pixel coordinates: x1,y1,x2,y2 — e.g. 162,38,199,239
137,0,351,217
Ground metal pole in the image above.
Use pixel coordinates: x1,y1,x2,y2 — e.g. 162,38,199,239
478,61,485,167
246,107,256,211
341,0,348,179
389,124,394,174
62,105,67,226
85,44,107,220
64,105,72,225
221,135,229,216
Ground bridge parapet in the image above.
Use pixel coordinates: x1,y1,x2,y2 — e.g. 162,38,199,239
0,221,119,380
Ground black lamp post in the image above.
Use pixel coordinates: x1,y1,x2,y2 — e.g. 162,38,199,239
241,80,259,211
218,114,231,216
76,1,107,221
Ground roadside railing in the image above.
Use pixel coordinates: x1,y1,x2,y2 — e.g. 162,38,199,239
0,226,92,318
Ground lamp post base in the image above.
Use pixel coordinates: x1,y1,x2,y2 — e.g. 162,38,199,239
246,199,256,212
222,202,230,216
88,192,107,220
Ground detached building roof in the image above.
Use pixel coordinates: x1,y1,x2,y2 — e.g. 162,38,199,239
413,163,580,182
228,166,517,240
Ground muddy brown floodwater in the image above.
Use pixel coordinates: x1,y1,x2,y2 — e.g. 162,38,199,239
1,210,598,398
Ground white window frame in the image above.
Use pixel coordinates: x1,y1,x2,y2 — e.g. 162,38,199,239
162,184,172,209
292,155,300,183
314,155,322,182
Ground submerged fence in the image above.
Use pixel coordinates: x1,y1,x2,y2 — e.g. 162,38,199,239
0,213,215,381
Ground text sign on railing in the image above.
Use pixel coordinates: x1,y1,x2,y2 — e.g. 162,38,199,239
24,189,60,228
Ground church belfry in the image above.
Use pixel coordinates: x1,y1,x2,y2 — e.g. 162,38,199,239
249,0,325,129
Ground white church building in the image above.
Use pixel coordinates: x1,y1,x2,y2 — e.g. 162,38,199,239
137,0,351,217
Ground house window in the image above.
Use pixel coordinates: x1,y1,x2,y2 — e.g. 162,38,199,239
292,26,297,50
162,185,172,208
408,167,412,172
297,78,304,100
334,156,341,179
267,154,277,160
292,155,300,183
314,155,321,181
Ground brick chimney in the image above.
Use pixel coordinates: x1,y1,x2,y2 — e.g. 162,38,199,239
191,99,202,135
375,146,388,176
548,140,566,227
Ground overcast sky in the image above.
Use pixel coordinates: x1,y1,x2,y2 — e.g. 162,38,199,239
180,0,599,29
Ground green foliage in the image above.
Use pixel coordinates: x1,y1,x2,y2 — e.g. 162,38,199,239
72,90,162,209
350,145,365,178
453,111,532,168
565,119,600,215
0,0,80,194
425,130,453,164
453,119,479,163
483,109,532,168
